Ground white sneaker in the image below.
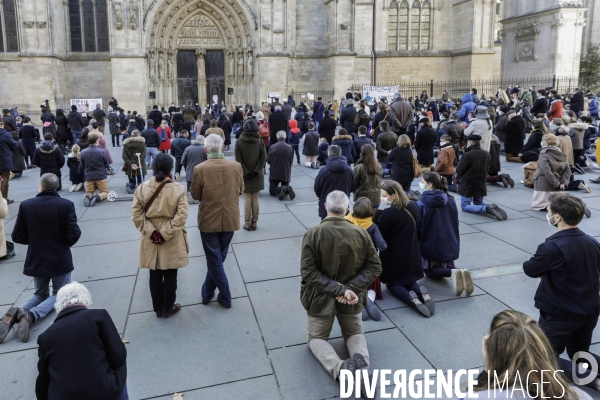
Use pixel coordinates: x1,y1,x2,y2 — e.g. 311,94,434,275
461,269,474,296
69,184,76,193
579,182,592,193
75,183,83,192
451,269,464,296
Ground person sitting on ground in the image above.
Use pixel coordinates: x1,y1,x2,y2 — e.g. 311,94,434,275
80,133,109,207
465,310,592,399
345,197,386,322
35,282,129,400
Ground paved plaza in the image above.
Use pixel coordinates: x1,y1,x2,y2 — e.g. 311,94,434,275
1,144,600,400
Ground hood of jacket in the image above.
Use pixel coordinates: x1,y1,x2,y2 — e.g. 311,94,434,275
98,138,107,149
289,119,298,130
332,134,353,142
67,110,80,118
419,190,449,208
40,140,56,153
569,122,588,132
123,136,145,145
239,131,261,143
540,146,567,163
325,155,349,172
462,93,473,103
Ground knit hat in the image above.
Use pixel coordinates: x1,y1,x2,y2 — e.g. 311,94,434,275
542,134,559,147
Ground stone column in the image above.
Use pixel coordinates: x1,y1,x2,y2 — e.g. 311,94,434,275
196,49,207,106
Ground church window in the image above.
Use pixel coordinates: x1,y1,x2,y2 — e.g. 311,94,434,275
0,0,19,52
387,0,409,51
388,0,430,51
69,0,110,52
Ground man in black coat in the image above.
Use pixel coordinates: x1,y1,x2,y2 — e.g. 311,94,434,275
1,173,81,343
148,105,163,128
339,99,358,133
92,103,106,133
36,282,128,400
68,105,86,145
267,131,295,200
314,145,354,219
455,135,507,221
268,105,289,147
1,108,17,132
318,111,338,144
170,130,191,181
0,120,17,203
524,193,600,387
530,89,549,116
570,88,584,116
142,121,161,167
502,111,526,162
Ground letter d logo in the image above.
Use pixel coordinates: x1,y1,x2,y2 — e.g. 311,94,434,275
572,351,598,386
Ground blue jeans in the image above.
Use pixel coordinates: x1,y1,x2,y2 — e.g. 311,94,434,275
200,231,234,306
460,196,487,214
118,383,129,400
21,272,72,321
71,130,82,145
145,147,159,167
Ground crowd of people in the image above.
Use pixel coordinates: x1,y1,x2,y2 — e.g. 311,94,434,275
0,85,598,399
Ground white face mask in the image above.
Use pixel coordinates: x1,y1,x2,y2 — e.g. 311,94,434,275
546,213,559,228
419,182,428,191
381,196,389,205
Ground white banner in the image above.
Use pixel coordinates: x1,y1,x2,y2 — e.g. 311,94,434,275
363,86,399,105
70,99,103,114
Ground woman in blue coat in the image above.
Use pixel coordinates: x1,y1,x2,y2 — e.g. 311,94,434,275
417,172,473,296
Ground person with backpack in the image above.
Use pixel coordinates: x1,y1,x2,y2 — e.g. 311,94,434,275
288,119,302,165
257,113,271,152
157,120,172,153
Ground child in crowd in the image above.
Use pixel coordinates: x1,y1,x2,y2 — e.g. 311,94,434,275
98,138,115,175
288,119,302,165
317,138,329,165
345,197,387,321
67,144,84,192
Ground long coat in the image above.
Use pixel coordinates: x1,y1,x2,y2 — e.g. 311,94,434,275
11,140,27,171
377,202,424,286
181,142,207,183
36,306,127,400
235,131,267,193
353,163,382,207
33,142,65,177
318,116,337,144
533,147,570,192
455,143,490,198
12,190,81,277
19,124,37,158
131,177,189,270
302,131,320,156
267,140,294,183
268,111,289,145
414,127,436,165
502,115,526,154
387,146,414,185
0,198,7,257
55,113,70,141
122,136,147,177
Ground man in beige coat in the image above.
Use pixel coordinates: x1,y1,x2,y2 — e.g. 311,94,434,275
191,134,244,308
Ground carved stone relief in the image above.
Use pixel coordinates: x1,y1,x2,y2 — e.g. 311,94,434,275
114,1,123,30
196,49,206,79
177,15,225,48
129,0,137,30
237,51,244,78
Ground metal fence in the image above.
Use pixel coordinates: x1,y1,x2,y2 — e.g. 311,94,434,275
347,75,597,102
289,89,335,107
0,104,37,120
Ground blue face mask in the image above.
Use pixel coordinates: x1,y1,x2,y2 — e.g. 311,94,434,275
419,182,428,191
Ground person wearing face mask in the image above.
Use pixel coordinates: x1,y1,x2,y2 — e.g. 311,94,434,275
524,193,600,392
531,134,571,212
417,172,473,297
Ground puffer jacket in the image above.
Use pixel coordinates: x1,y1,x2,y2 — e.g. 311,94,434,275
314,155,354,219
170,137,191,159
33,141,65,176
331,134,357,164
68,110,86,131
533,146,570,192
417,190,459,262
300,217,381,317
234,131,267,193
79,145,109,181
568,123,586,150
459,94,476,122
121,136,147,177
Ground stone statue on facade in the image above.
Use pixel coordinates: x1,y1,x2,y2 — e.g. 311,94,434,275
237,52,244,77
247,51,253,77
158,57,165,79
129,0,137,30
114,1,123,30
197,52,206,79
167,58,173,79
149,50,156,78
228,53,235,77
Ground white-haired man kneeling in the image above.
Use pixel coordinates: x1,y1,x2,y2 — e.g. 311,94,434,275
36,282,128,400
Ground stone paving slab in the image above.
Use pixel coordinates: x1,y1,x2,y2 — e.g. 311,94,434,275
129,255,247,314
0,348,39,400
69,239,140,282
385,295,508,371
231,212,307,244
287,203,323,229
152,375,282,400
74,218,141,247
124,298,272,399
473,217,556,254
458,232,532,269
233,236,303,283
0,261,31,306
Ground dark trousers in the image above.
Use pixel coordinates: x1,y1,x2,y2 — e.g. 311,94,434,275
200,231,234,306
111,133,121,147
539,310,600,388
175,158,183,174
0,171,9,199
269,180,289,196
398,181,411,192
57,139,69,154
424,266,454,280
186,181,191,192
149,269,178,313
129,174,143,189
386,283,422,311
565,172,584,191
291,145,300,164
453,144,460,162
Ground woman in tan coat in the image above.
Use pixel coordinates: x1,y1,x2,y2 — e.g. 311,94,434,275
132,153,189,318
0,196,8,258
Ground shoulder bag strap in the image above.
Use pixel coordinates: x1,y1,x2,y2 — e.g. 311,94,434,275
144,181,169,213
402,207,417,227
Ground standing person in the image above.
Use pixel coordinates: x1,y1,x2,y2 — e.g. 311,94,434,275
122,130,147,194
54,109,70,154
387,134,414,191
33,133,65,191
524,193,600,389
312,97,325,129
148,105,163,128
157,120,172,154
570,88,584,116
235,119,267,230
318,111,337,144
314,145,354,220
288,119,302,165
108,107,121,147
372,103,393,140
256,112,271,151
502,111,526,162
0,173,81,343
191,134,244,309
414,117,436,171
205,119,225,141
132,154,189,318
340,99,358,133
301,123,320,169
92,103,106,133
170,130,191,182
1,108,16,132
377,180,433,317
530,134,571,211
217,113,232,151
375,121,398,178
464,106,494,152
434,134,456,183
268,105,289,149
353,144,383,208
417,172,473,296
19,117,37,168
35,282,129,400
331,129,357,165
456,134,508,220
389,93,414,136
301,190,381,392
142,120,161,167
67,144,84,192
10,132,26,179
231,106,244,134
0,120,16,203
80,133,109,207
181,135,207,203
427,98,440,125
530,89,549,116
267,131,295,200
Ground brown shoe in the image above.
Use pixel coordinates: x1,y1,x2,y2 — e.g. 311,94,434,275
251,222,257,231
243,223,252,231
0,306,19,343
16,309,33,343
162,303,181,318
